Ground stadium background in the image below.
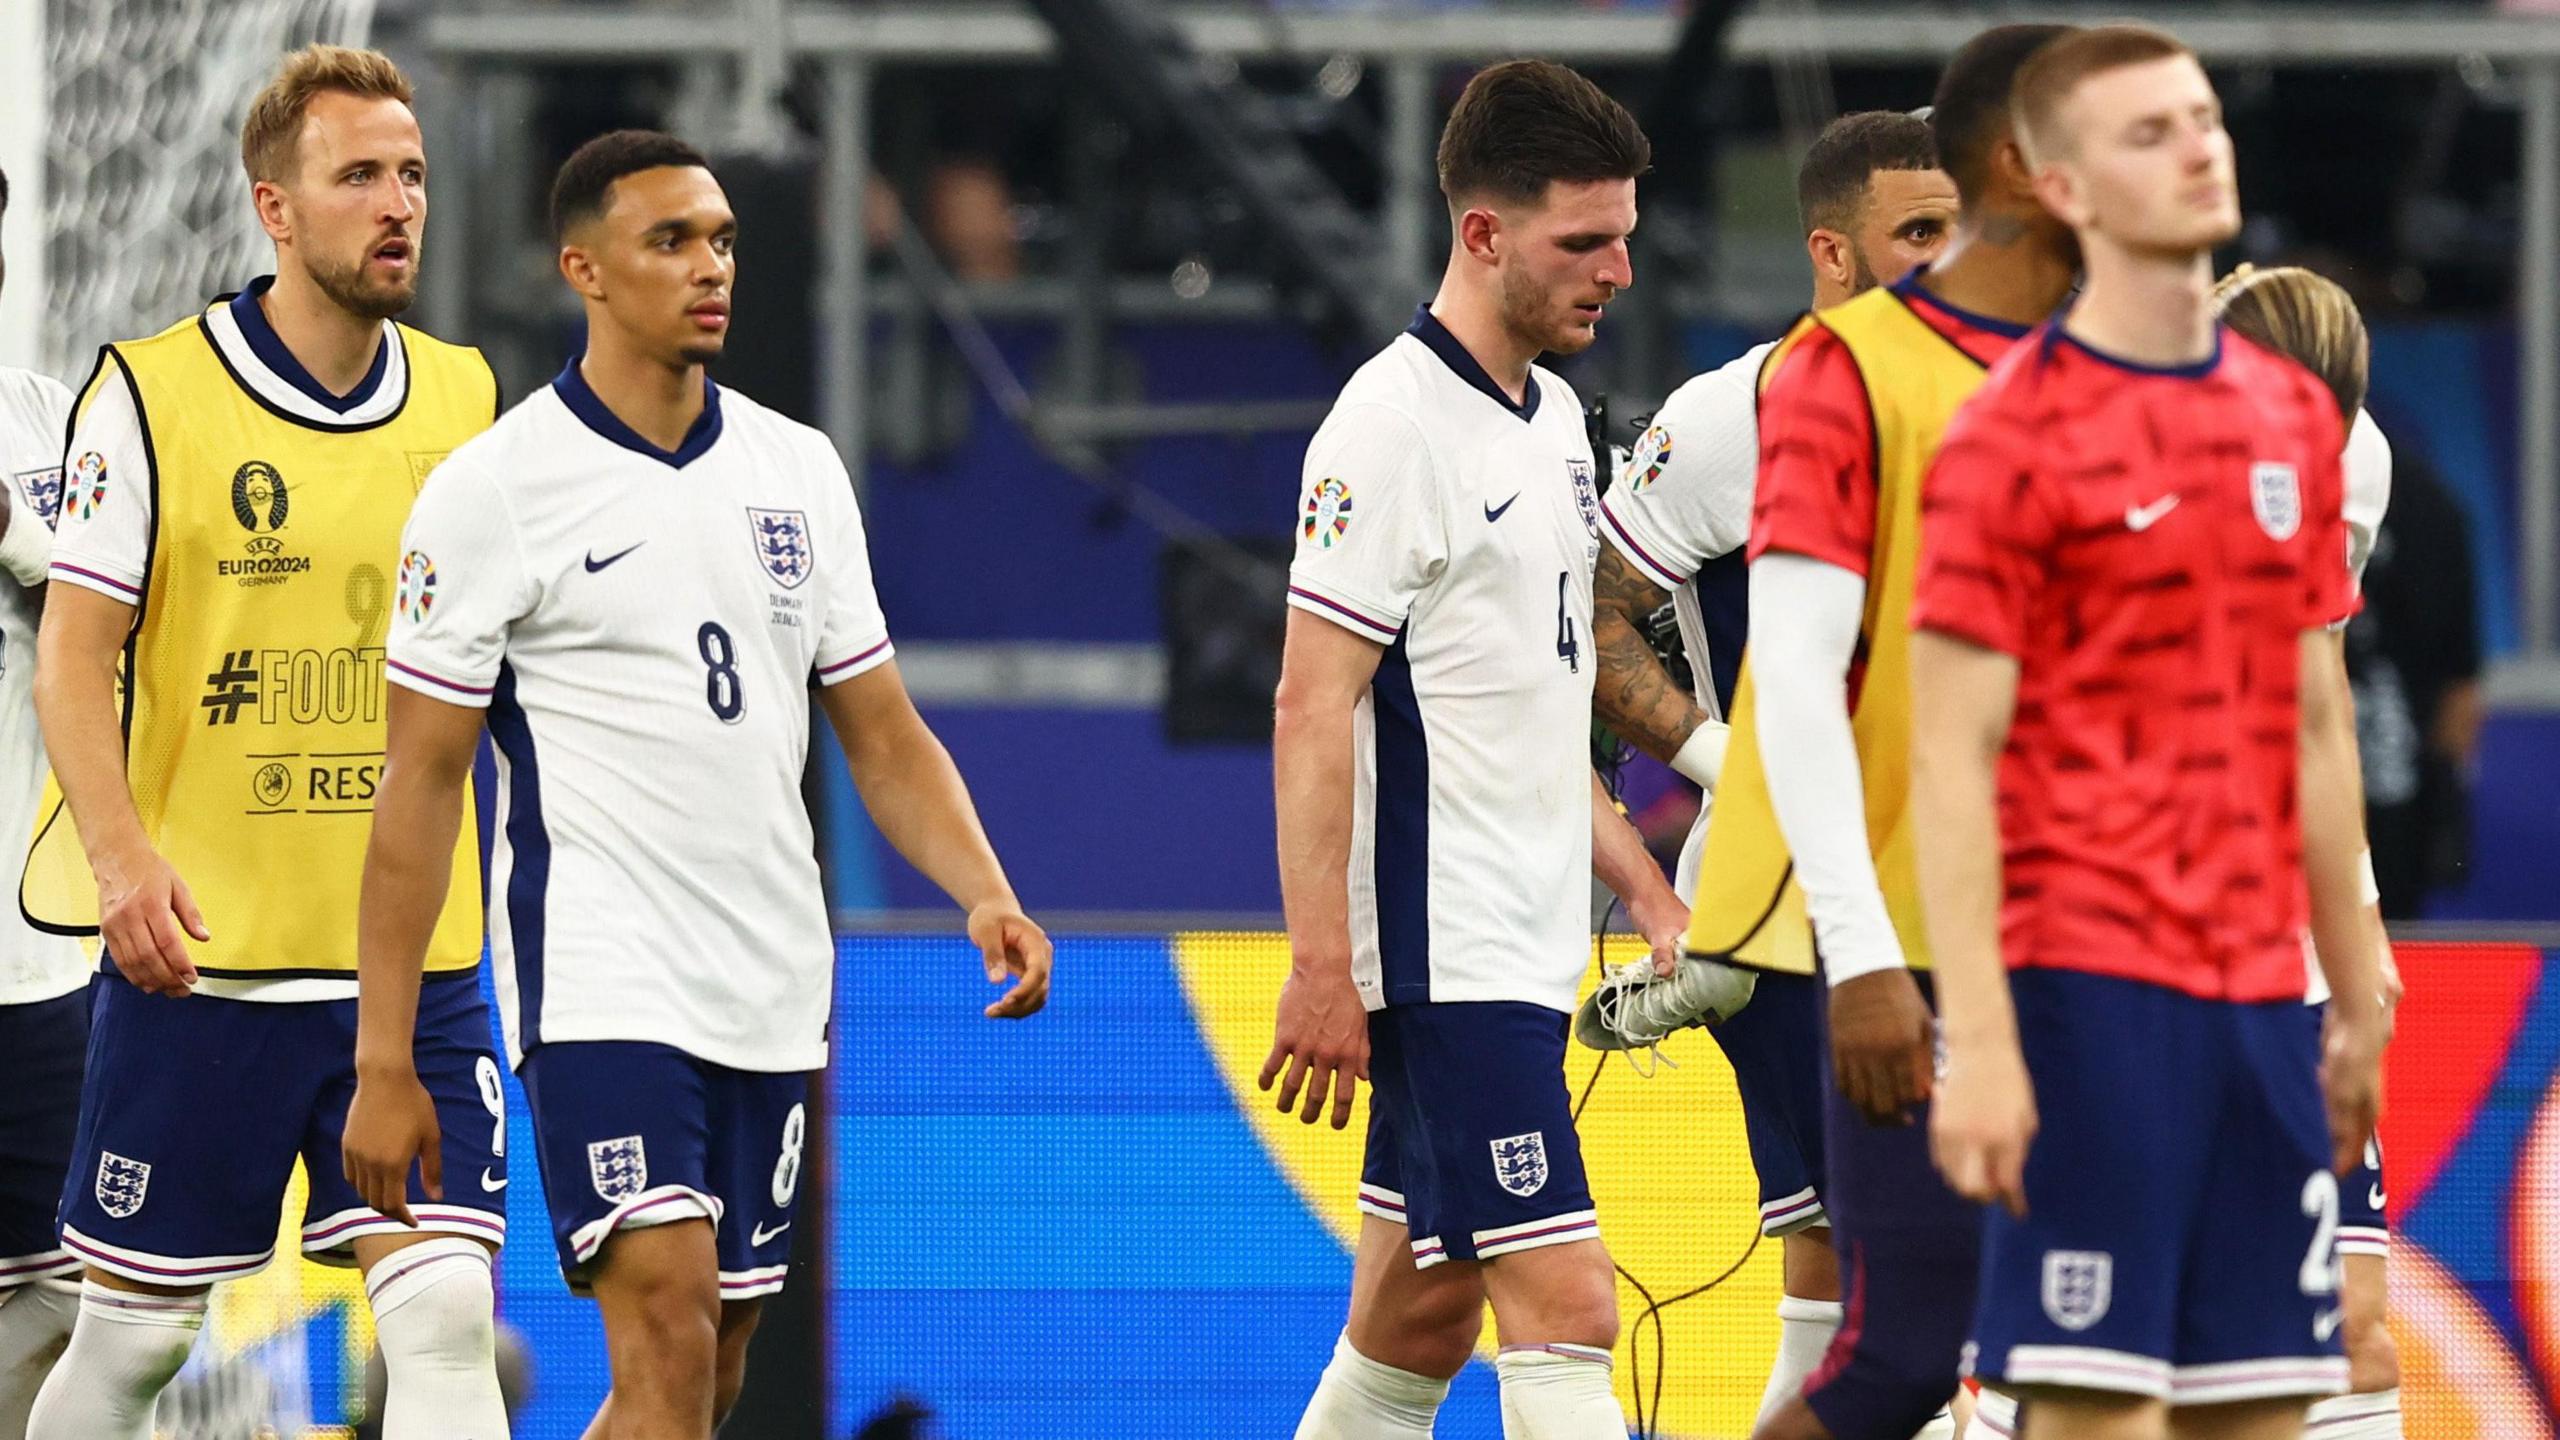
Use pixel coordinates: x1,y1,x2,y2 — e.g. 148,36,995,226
6,0,2560,1436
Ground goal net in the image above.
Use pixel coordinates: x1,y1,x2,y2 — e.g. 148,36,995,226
39,0,379,379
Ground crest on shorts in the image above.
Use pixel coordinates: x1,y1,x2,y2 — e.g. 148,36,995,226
749,508,813,589
2251,461,2301,541
95,1152,150,1219
2041,1249,2114,1331
1490,1131,1550,1198
588,1136,649,1204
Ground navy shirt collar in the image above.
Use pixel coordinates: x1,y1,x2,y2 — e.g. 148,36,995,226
551,358,725,468
1405,305,1539,422
2043,294,2224,379
229,275,391,413
1891,270,2036,341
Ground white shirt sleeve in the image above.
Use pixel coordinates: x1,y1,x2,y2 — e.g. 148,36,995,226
2342,408,2393,591
1597,354,1761,592
385,459,537,710
1748,552,1906,985
0,374,73,587
1285,403,1445,643
47,363,154,605
809,436,895,686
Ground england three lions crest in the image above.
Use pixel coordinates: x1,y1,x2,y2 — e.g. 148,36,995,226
749,508,813,590
2251,461,2302,541
1490,1131,1550,1198
1566,458,1599,539
2041,1249,2113,1331
96,1152,151,1219
588,1136,650,1204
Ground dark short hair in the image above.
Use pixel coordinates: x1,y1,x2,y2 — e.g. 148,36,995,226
1436,59,1651,210
1796,111,1939,237
1930,23,2078,205
549,129,714,242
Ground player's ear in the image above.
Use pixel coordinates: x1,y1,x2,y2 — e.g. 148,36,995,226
1457,205,1503,267
1805,228,1852,298
2028,159,2086,231
251,178,293,247
1989,134,2041,208
557,242,604,301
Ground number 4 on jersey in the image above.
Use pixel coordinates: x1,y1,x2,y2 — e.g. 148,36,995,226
1555,571,1581,673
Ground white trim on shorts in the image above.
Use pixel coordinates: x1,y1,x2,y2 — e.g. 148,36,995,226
0,1248,81,1285
2169,1357,2349,1405
1472,1209,1601,1261
1409,1233,1451,1268
720,1263,790,1299
1760,1187,1827,1237
300,1205,507,1264
2000,1344,2173,1398
1355,1184,1407,1225
569,1185,723,1264
59,1225,273,1286
2335,1226,2390,1257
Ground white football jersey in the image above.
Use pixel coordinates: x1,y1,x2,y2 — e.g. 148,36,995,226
0,368,86,1006
389,365,892,1072
1594,344,1769,902
1286,308,1601,1015
2304,405,2392,1007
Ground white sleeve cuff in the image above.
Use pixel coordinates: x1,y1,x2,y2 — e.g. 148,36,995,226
385,658,497,709
0,504,52,587
1670,722,1729,791
1598,500,1689,592
815,637,896,686
46,559,142,604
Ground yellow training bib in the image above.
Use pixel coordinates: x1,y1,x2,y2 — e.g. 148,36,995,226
1684,287,2001,975
23,302,494,981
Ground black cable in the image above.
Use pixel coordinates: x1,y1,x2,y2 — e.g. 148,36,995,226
1577,891,1765,1440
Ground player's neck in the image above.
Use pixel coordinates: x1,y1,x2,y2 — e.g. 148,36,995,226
2063,245,2216,370
1426,283,1536,406
259,265,386,397
1917,208,2075,331
578,340,708,454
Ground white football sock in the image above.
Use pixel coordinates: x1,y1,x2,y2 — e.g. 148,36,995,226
0,1280,81,1440
1965,1387,2018,1439
24,1279,204,1440
1756,1295,1844,1424
368,1238,509,1440
1294,1331,1449,1439
1496,1343,1627,1439
2303,1387,2402,1437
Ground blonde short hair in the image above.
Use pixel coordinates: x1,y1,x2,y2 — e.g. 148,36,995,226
2212,264,2370,421
2010,24,2192,167
240,44,415,185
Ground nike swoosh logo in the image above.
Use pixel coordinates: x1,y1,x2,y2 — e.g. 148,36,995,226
750,1221,791,1246
1484,493,1521,523
584,542,646,573
480,1170,508,1193
2125,495,2180,532
2369,1184,2386,1210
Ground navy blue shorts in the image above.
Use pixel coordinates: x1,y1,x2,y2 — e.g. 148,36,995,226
58,973,506,1285
1355,1002,1598,1268
1801,970,1982,1440
516,1041,810,1300
1970,969,2347,1405
1708,970,1827,1236
0,990,88,1286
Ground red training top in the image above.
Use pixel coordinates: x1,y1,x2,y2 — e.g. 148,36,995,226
1911,318,2355,1003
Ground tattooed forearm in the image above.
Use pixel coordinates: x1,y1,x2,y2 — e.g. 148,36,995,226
1592,544,1711,764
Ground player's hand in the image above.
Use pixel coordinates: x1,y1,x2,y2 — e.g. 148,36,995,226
2321,1005,2386,1177
1624,887,1690,980
2376,934,2405,1018
1261,958,1368,1130
968,902,1053,1019
93,842,210,998
342,1064,442,1227
1830,968,1936,1125
1930,1040,2037,1218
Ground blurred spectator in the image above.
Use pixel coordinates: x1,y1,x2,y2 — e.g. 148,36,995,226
2347,445,2482,917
